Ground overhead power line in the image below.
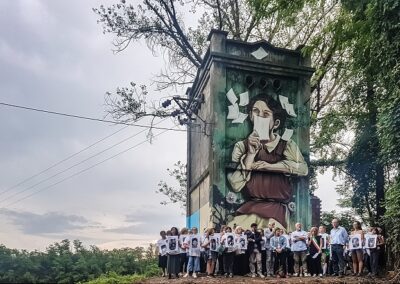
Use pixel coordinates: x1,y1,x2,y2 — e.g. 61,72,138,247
0,119,167,205
2,128,171,209
0,101,187,132
0,125,129,197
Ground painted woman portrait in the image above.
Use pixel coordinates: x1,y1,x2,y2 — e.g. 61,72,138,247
227,94,308,229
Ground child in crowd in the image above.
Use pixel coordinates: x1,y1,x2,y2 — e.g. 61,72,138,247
157,230,168,277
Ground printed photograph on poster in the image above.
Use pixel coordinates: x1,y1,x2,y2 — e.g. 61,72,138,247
179,234,188,249
349,234,362,250
364,235,377,249
209,236,220,251
167,236,179,254
225,233,235,248
157,239,168,256
189,235,201,255
321,235,327,249
236,234,247,250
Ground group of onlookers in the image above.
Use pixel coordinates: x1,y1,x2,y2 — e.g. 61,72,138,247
156,218,385,279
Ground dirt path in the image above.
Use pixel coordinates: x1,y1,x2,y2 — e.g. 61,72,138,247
140,275,384,283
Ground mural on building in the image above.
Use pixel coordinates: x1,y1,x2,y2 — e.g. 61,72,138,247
225,91,308,229
186,30,314,232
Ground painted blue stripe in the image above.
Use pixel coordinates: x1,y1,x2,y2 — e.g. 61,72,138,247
186,210,200,229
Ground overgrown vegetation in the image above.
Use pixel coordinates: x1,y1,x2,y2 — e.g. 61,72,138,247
0,239,158,283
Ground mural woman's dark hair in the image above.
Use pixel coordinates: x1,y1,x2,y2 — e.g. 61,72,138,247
247,93,287,129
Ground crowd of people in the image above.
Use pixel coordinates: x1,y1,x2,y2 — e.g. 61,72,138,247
156,218,385,279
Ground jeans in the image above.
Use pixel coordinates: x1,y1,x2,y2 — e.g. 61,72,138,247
274,251,287,275
370,249,379,276
293,250,308,274
265,249,274,275
331,244,345,275
249,249,262,274
187,256,200,273
223,252,235,274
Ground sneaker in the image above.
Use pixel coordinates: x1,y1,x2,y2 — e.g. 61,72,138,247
304,273,311,277
229,273,233,278
319,274,323,277
183,273,189,278
251,273,256,278
258,273,265,278
224,273,228,278
193,272,197,278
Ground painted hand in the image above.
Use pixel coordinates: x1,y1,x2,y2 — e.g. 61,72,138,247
251,161,271,170
247,131,261,154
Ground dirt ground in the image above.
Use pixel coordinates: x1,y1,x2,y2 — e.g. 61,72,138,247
140,274,389,284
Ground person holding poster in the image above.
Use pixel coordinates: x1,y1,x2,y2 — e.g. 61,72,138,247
221,227,236,277
367,227,379,277
184,227,201,278
247,223,264,278
350,221,364,276
157,230,168,277
319,225,330,276
233,226,248,276
167,227,181,279
201,228,218,277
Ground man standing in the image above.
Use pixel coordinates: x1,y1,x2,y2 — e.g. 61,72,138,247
330,218,348,277
247,223,265,278
264,222,275,277
291,223,309,277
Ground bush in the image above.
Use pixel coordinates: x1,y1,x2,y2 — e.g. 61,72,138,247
83,272,146,284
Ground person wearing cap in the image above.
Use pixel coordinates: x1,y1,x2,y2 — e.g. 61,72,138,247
246,223,265,278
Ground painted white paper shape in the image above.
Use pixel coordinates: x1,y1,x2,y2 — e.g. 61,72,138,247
279,95,289,109
251,47,269,60
281,128,294,141
253,116,270,140
285,103,297,117
226,88,237,105
227,103,239,120
239,91,249,106
232,112,248,124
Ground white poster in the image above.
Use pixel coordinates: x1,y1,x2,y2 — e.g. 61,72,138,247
364,234,377,249
225,233,235,249
157,239,168,256
320,235,327,249
167,236,180,254
349,234,362,250
189,235,201,254
236,234,247,250
209,235,220,251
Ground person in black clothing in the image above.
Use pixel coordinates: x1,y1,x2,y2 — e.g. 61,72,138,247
307,227,322,276
246,223,265,278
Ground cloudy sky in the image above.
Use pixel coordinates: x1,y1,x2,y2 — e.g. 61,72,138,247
0,0,340,251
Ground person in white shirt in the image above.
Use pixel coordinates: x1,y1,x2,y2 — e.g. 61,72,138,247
264,222,275,277
330,218,348,277
291,223,309,277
